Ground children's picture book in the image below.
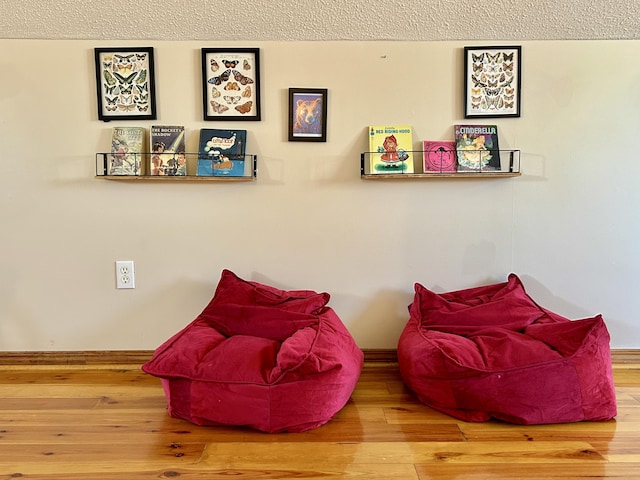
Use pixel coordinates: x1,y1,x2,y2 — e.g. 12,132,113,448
150,125,186,176
454,125,501,172
368,125,414,174
109,126,145,175
196,129,247,177
423,140,457,173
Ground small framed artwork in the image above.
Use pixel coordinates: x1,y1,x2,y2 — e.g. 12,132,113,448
288,88,328,142
464,45,521,118
94,47,157,121
201,48,261,121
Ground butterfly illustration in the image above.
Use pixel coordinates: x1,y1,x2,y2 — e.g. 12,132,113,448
104,84,117,95
473,63,484,74
504,101,514,109
210,100,229,114
472,53,485,62
243,59,251,70
113,71,138,85
224,95,241,104
136,53,147,61
484,87,502,97
210,59,219,72
485,96,501,109
242,85,252,98
235,101,252,114
224,81,240,91
103,70,117,86
211,87,221,98
118,104,136,112
232,70,254,85
105,96,118,111
503,62,514,72
135,84,148,95
102,61,112,69
120,84,134,95
208,69,231,85
136,100,148,111
223,59,239,68
487,52,500,63
472,75,487,88
503,52,514,62
136,69,147,84
114,54,135,74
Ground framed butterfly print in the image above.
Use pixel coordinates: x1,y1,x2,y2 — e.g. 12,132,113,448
202,48,261,121
288,88,328,142
94,47,157,121
464,46,521,118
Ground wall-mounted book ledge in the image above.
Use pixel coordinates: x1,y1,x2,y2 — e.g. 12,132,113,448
360,149,521,179
95,153,257,182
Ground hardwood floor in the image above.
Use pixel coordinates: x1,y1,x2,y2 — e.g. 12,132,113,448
0,357,638,479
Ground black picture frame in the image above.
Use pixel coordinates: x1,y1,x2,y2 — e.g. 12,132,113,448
288,88,328,142
94,47,157,122
201,48,261,121
464,45,521,118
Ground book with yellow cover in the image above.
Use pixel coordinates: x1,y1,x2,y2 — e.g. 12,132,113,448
368,125,414,174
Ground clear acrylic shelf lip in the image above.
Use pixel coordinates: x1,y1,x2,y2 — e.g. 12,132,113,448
361,149,521,178
95,152,257,181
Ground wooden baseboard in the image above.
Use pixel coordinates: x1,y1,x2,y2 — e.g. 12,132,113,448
0,349,636,366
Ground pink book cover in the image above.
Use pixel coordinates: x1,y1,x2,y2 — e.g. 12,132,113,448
423,140,456,173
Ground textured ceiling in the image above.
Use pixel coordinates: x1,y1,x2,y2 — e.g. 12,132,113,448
2,0,639,41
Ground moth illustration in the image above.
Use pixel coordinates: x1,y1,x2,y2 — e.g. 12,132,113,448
235,101,252,114
232,70,254,85
210,100,229,114
224,95,241,104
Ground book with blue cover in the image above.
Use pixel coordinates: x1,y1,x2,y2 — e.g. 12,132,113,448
197,129,247,177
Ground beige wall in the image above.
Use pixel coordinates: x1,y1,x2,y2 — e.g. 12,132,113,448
1,39,639,350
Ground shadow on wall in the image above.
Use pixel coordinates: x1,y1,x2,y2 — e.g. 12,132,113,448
341,288,414,349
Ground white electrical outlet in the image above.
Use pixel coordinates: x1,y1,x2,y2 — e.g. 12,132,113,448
115,260,135,289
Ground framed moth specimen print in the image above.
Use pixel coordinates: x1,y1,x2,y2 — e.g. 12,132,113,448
202,48,261,121
464,46,521,118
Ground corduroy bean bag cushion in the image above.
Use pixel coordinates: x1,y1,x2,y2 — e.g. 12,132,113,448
398,274,616,424
142,269,364,433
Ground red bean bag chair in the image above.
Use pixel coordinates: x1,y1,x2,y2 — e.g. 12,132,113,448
142,269,363,433
398,274,616,424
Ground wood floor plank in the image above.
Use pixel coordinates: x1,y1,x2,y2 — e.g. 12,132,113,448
198,441,605,466
415,463,640,479
0,442,206,474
